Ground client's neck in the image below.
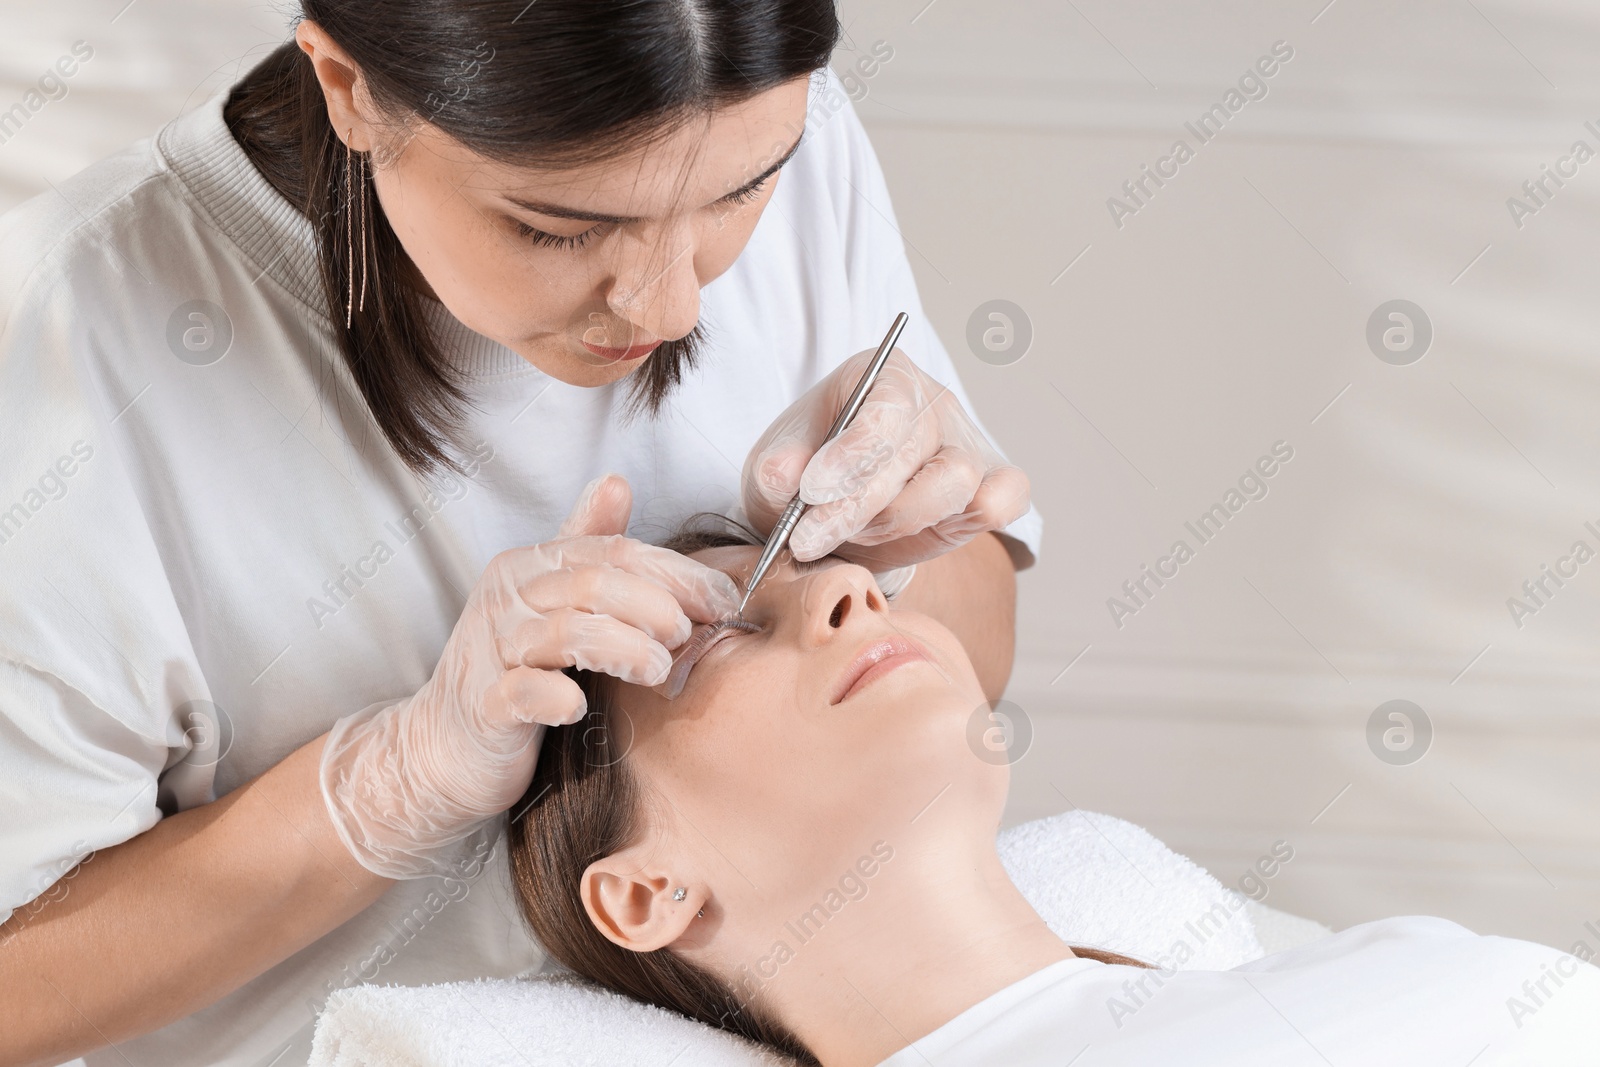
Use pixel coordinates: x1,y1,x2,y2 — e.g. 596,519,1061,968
746,834,1075,1067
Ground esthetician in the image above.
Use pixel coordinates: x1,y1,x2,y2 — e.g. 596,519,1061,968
0,2,1039,1065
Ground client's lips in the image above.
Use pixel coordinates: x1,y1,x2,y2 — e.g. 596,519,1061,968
831,635,930,705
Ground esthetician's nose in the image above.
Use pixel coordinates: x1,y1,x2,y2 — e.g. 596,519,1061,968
793,563,888,651
604,224,701,343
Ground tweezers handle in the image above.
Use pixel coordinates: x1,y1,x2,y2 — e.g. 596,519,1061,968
736,311,911,615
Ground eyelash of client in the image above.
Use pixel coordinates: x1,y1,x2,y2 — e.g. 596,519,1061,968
657,619,761,700
653,555,834,699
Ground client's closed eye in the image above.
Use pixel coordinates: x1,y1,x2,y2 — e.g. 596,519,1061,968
657,618,763,698
661,554,847,697
693,556,838,666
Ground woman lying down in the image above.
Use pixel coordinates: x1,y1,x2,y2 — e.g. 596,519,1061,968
506,520,1599,1067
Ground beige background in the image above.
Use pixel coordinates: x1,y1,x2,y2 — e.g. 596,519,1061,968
837,0,1600,955
2,0,1596,961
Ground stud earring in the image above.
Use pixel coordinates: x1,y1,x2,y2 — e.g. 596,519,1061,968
672,887,687,902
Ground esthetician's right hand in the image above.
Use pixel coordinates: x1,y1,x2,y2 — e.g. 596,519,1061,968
318,473,741,880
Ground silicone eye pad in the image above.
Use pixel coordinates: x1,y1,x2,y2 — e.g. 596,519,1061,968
652,618,762,699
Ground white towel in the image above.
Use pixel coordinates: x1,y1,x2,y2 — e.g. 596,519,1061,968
307,972,793,1067
1243,897,1335,955
308,810,1265,1067
996,809,1264,971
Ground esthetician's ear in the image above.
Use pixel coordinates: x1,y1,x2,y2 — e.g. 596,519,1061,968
581,844,702,953
294,21,374,152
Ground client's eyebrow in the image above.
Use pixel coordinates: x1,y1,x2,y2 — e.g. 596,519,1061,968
728,553,836,598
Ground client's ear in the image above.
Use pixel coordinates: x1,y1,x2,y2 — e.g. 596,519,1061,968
581,844,702,953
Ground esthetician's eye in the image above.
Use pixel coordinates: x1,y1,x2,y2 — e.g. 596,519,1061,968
514,220,601,251
717,177,768,206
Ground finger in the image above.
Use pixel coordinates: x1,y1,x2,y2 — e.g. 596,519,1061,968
790,422,933,560
787,498,855,561
522,563,694,648
850,444,984,547
741,439,811,519
506,607,674,686
797,385,923,506
801,468,1026,572
967,464,1031,530
502,536,741,620
911,510,991,555
559,473,633,538
833,518,983,572
851,467,1028,565
481,666,586,734
820,531,943,572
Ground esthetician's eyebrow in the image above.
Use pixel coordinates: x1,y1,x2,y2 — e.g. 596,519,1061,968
501,131,805,225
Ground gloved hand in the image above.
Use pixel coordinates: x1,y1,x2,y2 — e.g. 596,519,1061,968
741,346,1031,573
319,473,741,880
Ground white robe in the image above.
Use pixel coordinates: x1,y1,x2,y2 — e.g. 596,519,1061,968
878,916,1600,1066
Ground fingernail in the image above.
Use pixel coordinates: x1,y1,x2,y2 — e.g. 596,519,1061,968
798,456,843,505
671,614,693,647
573,474,605,511
798,479,842,506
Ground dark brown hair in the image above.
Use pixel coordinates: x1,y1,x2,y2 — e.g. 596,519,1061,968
224,1,841,475
507,515,1151,1065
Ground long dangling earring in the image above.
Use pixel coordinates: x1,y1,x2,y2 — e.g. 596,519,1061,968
344,128,371,329
358,144,370,313
345,130,354,328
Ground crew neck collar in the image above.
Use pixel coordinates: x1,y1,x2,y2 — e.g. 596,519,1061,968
879,955,1102,1065
156,84,542,382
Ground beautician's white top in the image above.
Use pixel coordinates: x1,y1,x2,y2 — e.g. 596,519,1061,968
878,915,1600,1066
0,65,1040,1067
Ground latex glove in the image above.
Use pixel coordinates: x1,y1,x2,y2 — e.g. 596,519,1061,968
741,346,1031,572
319,473,740,880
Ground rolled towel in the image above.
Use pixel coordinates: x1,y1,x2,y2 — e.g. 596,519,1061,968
996,809,1264,971
309,810,1265,1067
308,972,790,1067
1244,897,1335,955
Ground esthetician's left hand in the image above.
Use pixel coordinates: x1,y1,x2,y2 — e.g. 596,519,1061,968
741,346,1030,572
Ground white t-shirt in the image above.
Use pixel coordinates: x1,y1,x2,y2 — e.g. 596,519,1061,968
0,66,1042,1066
878,916,1600,1066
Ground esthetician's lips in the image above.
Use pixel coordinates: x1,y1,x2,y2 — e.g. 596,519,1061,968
831,635,931,705
580,338,662,362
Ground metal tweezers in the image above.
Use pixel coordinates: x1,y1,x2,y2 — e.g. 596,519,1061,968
735,311,910,617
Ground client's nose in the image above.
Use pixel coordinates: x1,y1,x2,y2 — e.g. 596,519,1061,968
795,563,887,650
